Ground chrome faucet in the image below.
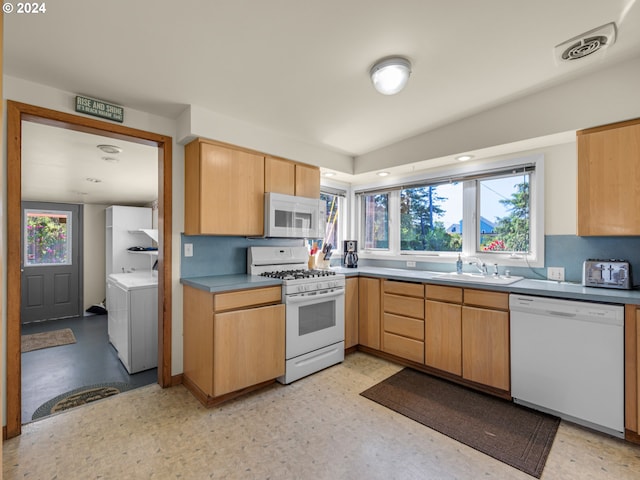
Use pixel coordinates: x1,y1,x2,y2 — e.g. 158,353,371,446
468,258,488,275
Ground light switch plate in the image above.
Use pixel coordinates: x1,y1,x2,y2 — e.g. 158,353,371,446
184,243,193,257
547,267,565,281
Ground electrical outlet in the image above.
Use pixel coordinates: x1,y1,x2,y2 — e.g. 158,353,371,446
547,267,565,281
406,261,416,268
184,243,193,257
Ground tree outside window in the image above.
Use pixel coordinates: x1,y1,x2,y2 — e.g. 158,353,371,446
400,183,462,252
363,193,389,249
479,175,530,253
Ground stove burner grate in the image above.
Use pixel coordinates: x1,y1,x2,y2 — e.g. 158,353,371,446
260,269,337,280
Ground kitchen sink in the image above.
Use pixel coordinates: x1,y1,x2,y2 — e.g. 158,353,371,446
435,272,524,285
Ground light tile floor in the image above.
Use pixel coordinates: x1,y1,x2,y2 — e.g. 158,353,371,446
4,353,640,479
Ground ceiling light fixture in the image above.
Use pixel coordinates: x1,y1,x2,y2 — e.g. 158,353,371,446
323,172,336,177
456,154,474,162
85,177,102,183
370,56,412,95
377,171,390,177
97,144,123,154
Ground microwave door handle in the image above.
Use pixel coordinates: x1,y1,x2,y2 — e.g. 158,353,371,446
286,288,345,304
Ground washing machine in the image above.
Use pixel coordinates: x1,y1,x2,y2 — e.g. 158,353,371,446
106,272,158,373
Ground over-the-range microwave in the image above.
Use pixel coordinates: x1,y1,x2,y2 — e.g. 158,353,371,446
264,192,324,239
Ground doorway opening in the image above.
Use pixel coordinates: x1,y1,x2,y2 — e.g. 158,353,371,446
6,100,173,438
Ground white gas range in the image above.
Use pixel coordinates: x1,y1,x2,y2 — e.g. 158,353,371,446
248,246,345,384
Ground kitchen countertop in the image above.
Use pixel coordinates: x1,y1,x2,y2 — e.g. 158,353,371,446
181,266,640,304
180,274,282,293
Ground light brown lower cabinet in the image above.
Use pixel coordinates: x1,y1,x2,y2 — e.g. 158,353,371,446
425,299,462,375
213,305,285,396
358,277,381,349
461,305,510,391
183,285,285,405
345,277,359,349
382,280,425,363
625,305,640,441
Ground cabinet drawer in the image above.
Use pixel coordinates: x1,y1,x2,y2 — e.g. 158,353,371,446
383,332,424,364
425,284,463,304
214,286,281,312
383,313,425,341
383,280,424,298
463,289,509,310
384,293,424,319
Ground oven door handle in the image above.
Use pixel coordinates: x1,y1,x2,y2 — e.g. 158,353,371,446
286,288,345,304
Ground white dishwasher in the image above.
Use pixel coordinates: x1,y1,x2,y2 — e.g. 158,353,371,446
509,294,624,438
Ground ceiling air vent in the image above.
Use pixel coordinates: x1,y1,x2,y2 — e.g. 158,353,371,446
555,22,617,63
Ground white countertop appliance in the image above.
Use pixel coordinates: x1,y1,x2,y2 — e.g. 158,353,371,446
248,246,345,384
510,294,624,437
106,272,158,374
582,259,631,289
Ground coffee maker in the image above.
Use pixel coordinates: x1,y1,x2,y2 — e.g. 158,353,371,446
343,240,358,268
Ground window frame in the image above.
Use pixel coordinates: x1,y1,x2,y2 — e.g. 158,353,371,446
319,186,348,254
355,154,544,267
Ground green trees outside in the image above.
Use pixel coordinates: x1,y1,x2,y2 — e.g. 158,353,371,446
488,181,530,252
400,186,461,252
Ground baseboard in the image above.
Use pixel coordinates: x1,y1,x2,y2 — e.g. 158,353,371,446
170,373,183,387
626,429,640,445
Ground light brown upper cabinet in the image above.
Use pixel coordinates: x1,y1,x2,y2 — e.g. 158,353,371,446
265,156,321,199
577,118,640,236
185,138,265,236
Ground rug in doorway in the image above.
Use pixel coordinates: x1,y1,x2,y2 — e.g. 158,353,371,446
21,328,76,353
32,382,133,420
361,368,559,478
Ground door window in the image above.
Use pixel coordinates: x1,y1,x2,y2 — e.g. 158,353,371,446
24,209,73,266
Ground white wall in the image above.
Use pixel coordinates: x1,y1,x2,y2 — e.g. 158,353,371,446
543,142,577,236
1,77,185,416
83,204,108,311
177,105,355,172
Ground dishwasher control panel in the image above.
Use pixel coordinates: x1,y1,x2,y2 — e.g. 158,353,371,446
582,259,631,289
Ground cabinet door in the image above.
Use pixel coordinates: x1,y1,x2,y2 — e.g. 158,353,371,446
577,120,640,235
462,306,510,391
191,142,265,235
625,305,640,434
213,304,285,396
358,277,381,349
265,156,295,196
295,163,320,198
345,277,359,349
425,300,462,376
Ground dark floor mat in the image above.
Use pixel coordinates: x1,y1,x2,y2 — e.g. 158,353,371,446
32,382,134,420
361,368,559,478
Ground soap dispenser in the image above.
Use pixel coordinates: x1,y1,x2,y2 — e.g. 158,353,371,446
456,254,463,274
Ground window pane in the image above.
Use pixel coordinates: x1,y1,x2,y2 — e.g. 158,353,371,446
321,193,340,247
363,193,389,249
25,210,72,265
400,183,462,252
479,174,530,253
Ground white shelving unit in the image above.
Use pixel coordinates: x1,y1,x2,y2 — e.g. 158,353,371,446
106,206,153,275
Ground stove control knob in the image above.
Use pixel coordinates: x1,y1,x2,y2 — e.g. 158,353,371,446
298,286,305,293
305,284,314,291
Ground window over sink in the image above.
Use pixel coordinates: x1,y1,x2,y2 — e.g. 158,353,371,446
355,154,544,266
